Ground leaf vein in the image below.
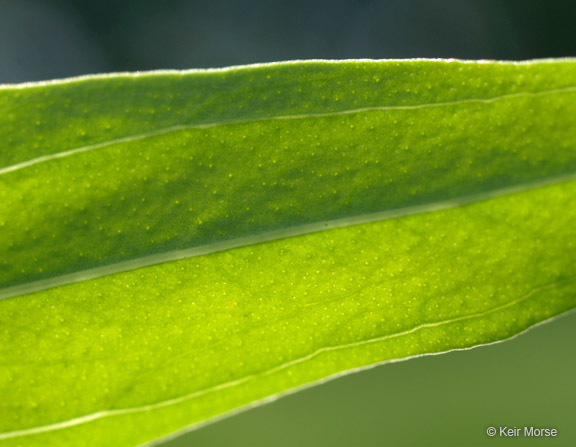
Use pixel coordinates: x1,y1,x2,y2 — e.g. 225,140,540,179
1,86,575,176
2,170,576,300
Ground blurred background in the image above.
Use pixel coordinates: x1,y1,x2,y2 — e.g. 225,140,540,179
1,0,575,84
2,0,575,445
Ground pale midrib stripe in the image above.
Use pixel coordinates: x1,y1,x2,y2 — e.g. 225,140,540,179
1,85,576,176
0,277,570,441
2,170,576,301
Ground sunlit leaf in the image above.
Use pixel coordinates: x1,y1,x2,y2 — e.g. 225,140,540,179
1,59,575,446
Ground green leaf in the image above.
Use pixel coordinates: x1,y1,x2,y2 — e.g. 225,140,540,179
1,59,575,447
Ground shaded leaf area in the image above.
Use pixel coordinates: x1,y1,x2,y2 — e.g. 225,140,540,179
1,174,576,446
1,60,576,290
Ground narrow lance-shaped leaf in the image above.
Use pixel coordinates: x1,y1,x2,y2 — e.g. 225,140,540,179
0,59,575,446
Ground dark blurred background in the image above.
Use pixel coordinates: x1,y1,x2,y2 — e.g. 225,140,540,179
2,1,575,446
1,0,576,84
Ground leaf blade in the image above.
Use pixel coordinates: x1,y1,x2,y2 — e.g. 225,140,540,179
1,59,576,446
2,60,576,291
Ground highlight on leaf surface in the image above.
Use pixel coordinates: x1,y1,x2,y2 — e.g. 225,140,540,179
0,58,575,447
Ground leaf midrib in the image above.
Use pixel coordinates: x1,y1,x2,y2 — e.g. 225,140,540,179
2,85,576,176
2,170,576,301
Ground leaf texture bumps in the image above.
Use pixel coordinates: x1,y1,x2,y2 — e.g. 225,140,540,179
0,59,576,446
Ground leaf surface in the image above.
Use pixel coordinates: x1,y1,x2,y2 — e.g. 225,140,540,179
1,59,575,446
